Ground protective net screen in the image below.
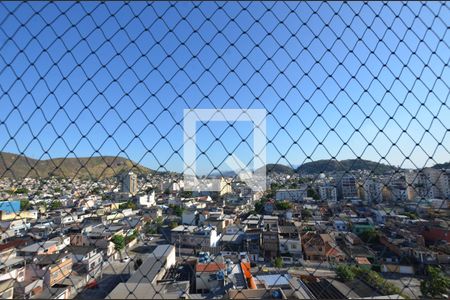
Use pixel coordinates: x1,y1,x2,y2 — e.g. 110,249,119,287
0,1,449,300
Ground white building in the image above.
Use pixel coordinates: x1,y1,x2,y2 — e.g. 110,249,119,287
275,188,307,202
138,190,156,208
172,180,184,192
171,225,221,248
181,209,207,226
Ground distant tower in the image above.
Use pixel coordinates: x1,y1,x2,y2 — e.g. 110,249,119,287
121,172,138,195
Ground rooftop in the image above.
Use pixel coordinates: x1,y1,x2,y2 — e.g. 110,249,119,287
196,262,225,273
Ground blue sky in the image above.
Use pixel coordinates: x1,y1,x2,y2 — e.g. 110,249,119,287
0,2,449,174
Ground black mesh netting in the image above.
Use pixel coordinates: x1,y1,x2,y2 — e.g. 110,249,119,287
0,1,449,300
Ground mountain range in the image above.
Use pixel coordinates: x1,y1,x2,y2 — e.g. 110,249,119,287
0,152,151,180
0,151,448,179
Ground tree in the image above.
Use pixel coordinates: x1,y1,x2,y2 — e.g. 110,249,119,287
302,209,312,219
119,201,136,210
20,199,31,211
404,211,418,219
111,235,125,251
254,200,267,213
48,200,63,210
274,257,284,268
155,216,164,225
275,201,292,210
125,229,139,244
307,188,320,200
358,228,380,244
169,221,179,229
14,188,28,194
169,204,184,216
420,266,450,298
336,265,356,282
179,190,192,198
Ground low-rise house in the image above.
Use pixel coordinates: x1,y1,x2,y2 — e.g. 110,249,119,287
0,219,31,238
350,217,374,235
207,213,234,233
67,224,118,258
29,252,73,287
333,219,348,232
278,225,302,258
302,232,346,262
108,245,182,299
67,246,103,279
19,241,59,257
262,231,279,260
264,199,275,214
379,227,425,258
244,229,262,262
195,261,226,293
371,209,387,224
182,209,207,226
0,279,14,299
171,225,221,248
143,206,163,220
242,214,262,230
0,247,25,283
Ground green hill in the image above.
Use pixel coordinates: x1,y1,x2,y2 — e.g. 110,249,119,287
254,164,295,175
264,164,295,175
0,152,152,179
296,159,398,175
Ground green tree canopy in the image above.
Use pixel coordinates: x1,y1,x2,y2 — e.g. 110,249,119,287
336,265,356,282
48,200,63,210
275,201,292,210
420,266,450,298
111,235,125,251
274,257,284,268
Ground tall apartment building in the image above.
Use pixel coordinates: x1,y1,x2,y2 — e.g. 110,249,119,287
319,185,337,202
341,175,358,200
363,179,384,204
405,168,447,200
121,172,138,195
439,169,450,199
387,179,408,202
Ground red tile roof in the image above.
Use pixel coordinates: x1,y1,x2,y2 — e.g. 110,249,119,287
195,262,226,273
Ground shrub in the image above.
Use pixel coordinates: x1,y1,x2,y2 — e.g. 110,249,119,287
336,265,356,282
420,266,450,298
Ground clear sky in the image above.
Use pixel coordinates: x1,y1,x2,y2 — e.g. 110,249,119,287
0,2,449,174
